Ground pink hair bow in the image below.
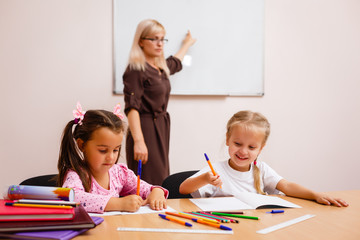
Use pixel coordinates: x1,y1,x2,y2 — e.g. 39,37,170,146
73,101,86,124
113,103,125,120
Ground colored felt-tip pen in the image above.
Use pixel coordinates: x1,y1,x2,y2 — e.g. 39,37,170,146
5,202,73,209
204,153,217,176
267,210,285,214
211,212,259,220
204,153,222,188
165,211,216,224
181,212,219,224
159,214,192,227
191,218,232,231
166,212,221,224
192,212,228,223
199,212,239,223
16,199,79,206
136,160,142,196
208,211,244,214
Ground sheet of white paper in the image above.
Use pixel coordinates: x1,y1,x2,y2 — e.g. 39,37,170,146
89,205,176,217
190,194,301,211
190,197,253,211
233,192,301,209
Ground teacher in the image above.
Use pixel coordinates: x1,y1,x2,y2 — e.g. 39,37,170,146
123,19,196,185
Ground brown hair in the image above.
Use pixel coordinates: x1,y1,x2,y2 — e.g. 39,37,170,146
226,110,270,194
57,110,125,191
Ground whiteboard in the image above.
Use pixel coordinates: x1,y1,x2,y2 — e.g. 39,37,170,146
113,0,264,96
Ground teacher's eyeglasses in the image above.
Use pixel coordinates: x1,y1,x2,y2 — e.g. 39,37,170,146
142,38,168,44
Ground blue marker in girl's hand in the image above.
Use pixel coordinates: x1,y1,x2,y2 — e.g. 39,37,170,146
136,160,142,196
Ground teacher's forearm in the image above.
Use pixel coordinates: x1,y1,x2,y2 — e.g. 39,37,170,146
174,30,196,61
127,109,144,142
127,109,149,162
174,44,192,61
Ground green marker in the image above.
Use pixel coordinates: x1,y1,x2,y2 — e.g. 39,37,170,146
211,212,259,220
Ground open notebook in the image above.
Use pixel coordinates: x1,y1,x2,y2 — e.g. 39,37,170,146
190,192,301,211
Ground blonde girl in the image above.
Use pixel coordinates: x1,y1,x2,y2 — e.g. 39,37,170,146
180,110,348,207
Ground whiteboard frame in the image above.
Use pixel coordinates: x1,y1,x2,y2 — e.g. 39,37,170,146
112,0,264,96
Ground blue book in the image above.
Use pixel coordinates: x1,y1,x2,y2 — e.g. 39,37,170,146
0,217,103,240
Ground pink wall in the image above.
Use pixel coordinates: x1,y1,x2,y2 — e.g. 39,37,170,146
1,0,359,193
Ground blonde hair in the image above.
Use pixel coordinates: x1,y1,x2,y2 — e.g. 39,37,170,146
127,19,170,77
226,110,270,195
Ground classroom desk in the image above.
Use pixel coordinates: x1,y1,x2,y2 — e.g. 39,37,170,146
74,190,360,240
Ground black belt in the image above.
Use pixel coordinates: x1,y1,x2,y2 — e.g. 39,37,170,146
141,112,169,120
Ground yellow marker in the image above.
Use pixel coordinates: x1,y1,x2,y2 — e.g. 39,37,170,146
5,203,73,209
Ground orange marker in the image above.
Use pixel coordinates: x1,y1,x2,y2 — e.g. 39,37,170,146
136,160,142,195
204,153,217,176
204,153,221,188
166,212,219,224
159,214,192,227
167,212,231,230
192,218,232,231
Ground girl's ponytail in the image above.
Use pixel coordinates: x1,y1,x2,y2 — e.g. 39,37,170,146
253,162,265,195
57,120,91,191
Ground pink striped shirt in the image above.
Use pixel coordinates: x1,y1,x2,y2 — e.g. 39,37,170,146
62,163,168,213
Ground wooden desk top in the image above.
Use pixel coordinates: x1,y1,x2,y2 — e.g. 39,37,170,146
75,190,360,240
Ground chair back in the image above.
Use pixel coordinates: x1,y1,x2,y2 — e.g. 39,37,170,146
20,174,58,187
161,170,198,199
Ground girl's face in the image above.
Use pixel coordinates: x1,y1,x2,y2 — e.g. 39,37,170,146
139,30,166,60
226,125,265,172
77,127,123,177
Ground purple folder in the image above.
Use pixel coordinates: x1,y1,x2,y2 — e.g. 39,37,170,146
2,217,104,240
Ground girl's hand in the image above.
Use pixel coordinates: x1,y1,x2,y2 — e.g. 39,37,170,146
134,140,148,164
205,171,222,188
314,193,349,207
118,195,143,212
143,188,167,211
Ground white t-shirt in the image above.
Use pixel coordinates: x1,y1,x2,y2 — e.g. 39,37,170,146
190,160,283,198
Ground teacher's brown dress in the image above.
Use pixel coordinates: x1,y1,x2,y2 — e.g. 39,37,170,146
123,56,182,185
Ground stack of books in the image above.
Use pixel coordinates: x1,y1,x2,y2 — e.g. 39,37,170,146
0,185,103,240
